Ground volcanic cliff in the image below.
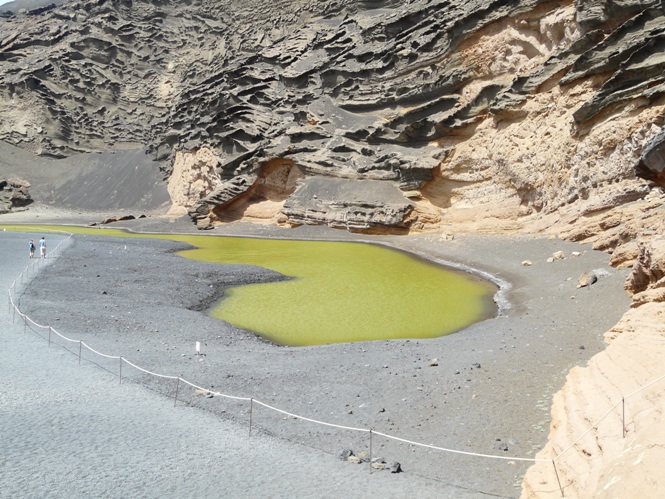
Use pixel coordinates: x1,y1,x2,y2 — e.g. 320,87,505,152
1,0,664,496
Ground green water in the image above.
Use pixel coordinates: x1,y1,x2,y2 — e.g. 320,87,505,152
2,225,497,346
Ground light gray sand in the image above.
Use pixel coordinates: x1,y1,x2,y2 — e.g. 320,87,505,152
0,216,632,498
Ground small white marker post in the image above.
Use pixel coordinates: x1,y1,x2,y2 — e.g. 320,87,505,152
195,341,201,356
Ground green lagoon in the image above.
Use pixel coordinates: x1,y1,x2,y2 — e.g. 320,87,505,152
2,225,497,346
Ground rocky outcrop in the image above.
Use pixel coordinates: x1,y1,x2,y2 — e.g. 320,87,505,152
167,147,222,217
281,177,421,232
0,177,32,212
625,238,665,303
637,128,665,188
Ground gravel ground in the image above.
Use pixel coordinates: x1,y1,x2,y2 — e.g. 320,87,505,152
0,217,632,498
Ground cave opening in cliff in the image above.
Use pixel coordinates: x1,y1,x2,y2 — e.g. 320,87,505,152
212,158,304,223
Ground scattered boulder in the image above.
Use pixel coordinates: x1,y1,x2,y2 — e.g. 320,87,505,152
388,462,402,473
0,177,33,212
637,127,665,187
577,271,598,289
547,251,565,263
281,177,415,233
521,260,532,266
340,449,399,471
89,214,147,226
100,215,139,225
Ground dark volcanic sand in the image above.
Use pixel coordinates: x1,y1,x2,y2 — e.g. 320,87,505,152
3,216,631,497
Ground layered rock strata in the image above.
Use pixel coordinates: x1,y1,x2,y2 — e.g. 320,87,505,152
1,0,665,497
1,0,663,237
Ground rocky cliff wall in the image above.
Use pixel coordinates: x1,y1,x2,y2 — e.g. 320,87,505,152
3,0,664,236
2,0,665,496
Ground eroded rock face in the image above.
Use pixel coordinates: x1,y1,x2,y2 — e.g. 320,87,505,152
522,237,665,499
0,177,32,212
625,239,665,298
1,0,664,236
282,176,421,232
168,148,221,217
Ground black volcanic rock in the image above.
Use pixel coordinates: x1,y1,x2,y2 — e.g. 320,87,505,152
1,0,664,230
637,128,665,186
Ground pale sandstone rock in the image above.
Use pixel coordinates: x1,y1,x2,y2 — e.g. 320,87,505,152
609,241,640,269
631,284,665,307
167,148,222,216
624,239,665,295
576,271,597,288
522,242,665,499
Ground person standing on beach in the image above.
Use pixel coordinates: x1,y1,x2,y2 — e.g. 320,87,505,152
39,237,46,258
29,239,35,258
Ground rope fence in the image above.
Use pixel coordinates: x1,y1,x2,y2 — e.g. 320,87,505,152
5,229,665,497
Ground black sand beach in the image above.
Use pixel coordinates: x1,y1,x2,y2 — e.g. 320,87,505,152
0,215,631,497
1,230,455,499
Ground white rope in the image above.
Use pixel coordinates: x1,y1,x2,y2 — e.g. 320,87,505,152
179,378,251,401
26,316,50,329
252,399,371,433
372,430,552,463
554,400,622,460
120,357,179,380
624,372,665,399
80,341,121,360
372,430,547,462
554,370,665,460
49,326,79,344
